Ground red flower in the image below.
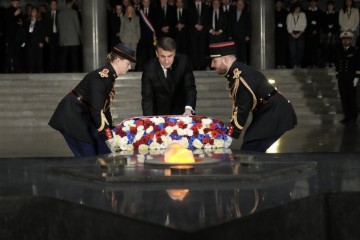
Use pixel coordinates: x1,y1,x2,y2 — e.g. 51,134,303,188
193,129,199,137
182,124,188,129
209,123,217,130
159,129,168,136
156,138,163,144
136,120,144,127
203,137,210,144
177,120,185,128
171,130,178,135
196,123,203,129
203,128,210,134
211,130,219,139
168,121,175,127
154,125,160,132
147,133,154,140
155,131,162,139
130,126,137,134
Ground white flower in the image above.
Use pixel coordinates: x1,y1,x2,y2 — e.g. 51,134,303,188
180,138,189,148
204,143,213,149
177,128,185,136
151,117,165,124
138,145,149,155
137,125,144,131
201,118,212,126
198,128,204,135
161,136,172,146
149,141,159,150
134,132,143,141
214,139,225,148
122,126,130,132
146,126,154,133
165,126,173,134
123,119,135,127
179,116,192,124
173,125,179,131
184,128,193,136
192,139,203,149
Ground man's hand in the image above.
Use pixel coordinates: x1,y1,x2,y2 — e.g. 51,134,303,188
183,109,193,116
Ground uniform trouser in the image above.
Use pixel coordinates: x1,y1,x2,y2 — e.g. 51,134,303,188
241,133,283,153
61,130,110,157
338,75,358,120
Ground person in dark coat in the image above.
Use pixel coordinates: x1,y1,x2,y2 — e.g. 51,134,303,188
25,7,45,73
174,0,190,55
136,0,156,71
275,0,289,69
108,3,123,49
5,0,24,73
141,37,197,116
228,0,251,64
154,0,176,39
207,0,227,44
209,41,297,152
188,0,209,70
304,0,323,68
44,0,60,72
334,31,360,124
49,43,136,157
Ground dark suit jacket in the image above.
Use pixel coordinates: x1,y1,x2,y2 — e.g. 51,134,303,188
138,7,156,43
25,19,45,47
228,8,251,41
207,9,228,43
154,4,176,39
141,54,197,116
108,12,121,46
188,2,209,27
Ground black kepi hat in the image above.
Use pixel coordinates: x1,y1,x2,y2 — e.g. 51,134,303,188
112,43,136,63
209,41,236,59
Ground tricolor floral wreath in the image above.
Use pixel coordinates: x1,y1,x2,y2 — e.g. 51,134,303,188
110,116,232,152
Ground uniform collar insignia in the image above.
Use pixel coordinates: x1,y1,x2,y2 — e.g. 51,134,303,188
99,68,109,78
233,68,241,79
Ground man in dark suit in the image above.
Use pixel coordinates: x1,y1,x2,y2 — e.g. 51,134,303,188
108,3,122,49
189,0,209,70
174,0,189,55
154,0,176,39
136,0,156,71
207,0,227,43
5,0,24,73
209,41,297,152
228,0,251,64
141,37,197,116
44,0,59,72
335,31,360,124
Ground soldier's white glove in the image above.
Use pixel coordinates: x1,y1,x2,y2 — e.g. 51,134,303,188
354,78,359,87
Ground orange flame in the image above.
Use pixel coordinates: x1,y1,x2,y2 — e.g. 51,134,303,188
164,143,195,163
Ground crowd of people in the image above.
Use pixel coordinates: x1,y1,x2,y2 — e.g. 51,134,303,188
0,0,359,73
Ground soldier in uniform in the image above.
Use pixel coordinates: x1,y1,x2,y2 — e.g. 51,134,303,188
49,43,136,157
209,41,297,152
335,31,360,124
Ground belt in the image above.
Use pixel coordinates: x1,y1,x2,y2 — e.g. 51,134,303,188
71,89,91,108
258,89,278,105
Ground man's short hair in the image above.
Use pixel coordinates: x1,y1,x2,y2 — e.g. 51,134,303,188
156,37,176,52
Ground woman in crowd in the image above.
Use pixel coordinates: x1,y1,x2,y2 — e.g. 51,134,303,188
321,0,339,68
286,2,307,69
339,0,359,46
25,7,45,73
120,4,140,70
